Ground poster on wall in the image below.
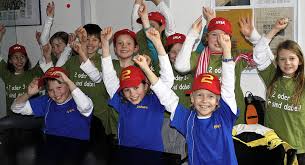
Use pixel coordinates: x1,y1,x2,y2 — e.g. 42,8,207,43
0,0,41,26
216,9,253,55
254,7,294,52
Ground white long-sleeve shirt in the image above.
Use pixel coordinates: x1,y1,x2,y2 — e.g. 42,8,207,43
246,28,274,71
40,16,53,46
11,88,93,117
174,29,199,73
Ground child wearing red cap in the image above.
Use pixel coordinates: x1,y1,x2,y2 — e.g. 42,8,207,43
154,33,238,165
240,16,305,165
0,25,43,117
133,0,175,71
99,26,174,151
11,67,93,164
174,7,252,124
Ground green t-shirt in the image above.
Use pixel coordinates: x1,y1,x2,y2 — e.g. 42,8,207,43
0,60,42,115
259,64,305,153
63,53,114,134
136,29,167,74
190,52,248,124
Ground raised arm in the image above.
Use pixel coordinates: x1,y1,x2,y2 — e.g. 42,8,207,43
132,0,144,32
100,27,120,98
239,15,261,45
11,78,40,115
145,28,174,87
174,16,202,73
153,0,175,37
218,34,237,115
40,1,55,46
39,43,54,73
253,17,289,70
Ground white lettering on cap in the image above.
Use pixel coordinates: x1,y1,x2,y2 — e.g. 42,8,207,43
173,36,181,40
215,21,225,25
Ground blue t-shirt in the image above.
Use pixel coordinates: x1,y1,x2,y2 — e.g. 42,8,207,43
109,92,165,152
30,95,92,140
171,98,239,165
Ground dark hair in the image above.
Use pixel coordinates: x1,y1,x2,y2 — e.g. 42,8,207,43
83,24,102,39
49,31,69,45
44,78,64,90
7,53,31,73
267,40,305,105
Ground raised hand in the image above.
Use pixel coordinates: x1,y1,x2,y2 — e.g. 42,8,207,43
273,17,289,32
35,31,42,45
46,1,55,18
75,27,87,44
42,43,52,62
135,0,144,5
0,24,6,42
68,33,76,45
145,27,161,44
27,78,41,96
100,27,113,44
202,6,216,24
133,54,150,70
239,15,253,38
192,16,203,35
138,2,148,19
53,71,70,83
218,33,231,54
71,41,84,54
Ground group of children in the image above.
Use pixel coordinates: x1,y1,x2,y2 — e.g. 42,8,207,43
0,0,305,165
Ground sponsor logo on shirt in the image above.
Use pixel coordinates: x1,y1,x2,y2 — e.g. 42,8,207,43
136,105,148,110
213,124,221,129
66,109,75,113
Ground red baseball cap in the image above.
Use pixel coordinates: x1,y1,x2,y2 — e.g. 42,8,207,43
118,66,146,91
38,67,69,88
113,29,137,45
208,17,232,36
165,33,186,47
8,44,27,56
137,12,166,27
185,73,220,95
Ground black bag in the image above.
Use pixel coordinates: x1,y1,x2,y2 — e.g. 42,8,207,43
244,91,266,125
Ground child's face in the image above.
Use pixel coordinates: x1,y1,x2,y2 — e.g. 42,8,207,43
51,38,67,58
114,34,138,60
149,20,165,34
9,52,27,73
86,35,101,56
122,83,148,105
168,43,183,63
207,30,226,52
277,49,301,77
47,79,71,104
191,89,219,117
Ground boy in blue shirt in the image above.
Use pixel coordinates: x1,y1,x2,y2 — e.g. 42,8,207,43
152,33,239,165
100,27,174,151
11,67,93,165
